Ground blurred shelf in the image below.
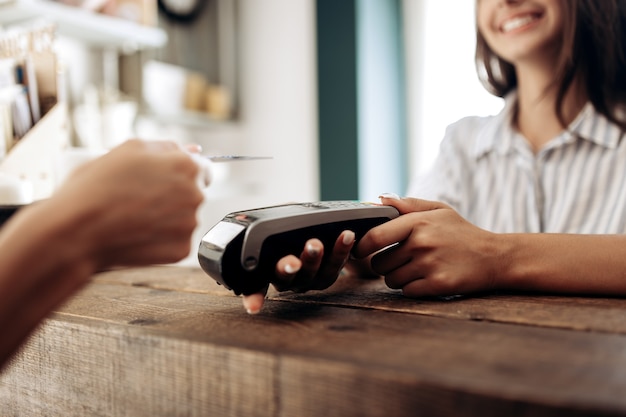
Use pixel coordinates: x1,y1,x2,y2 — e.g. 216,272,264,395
0,0,167,51
137,109,238,130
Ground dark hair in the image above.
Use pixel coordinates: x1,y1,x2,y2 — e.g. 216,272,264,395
475,0,626,130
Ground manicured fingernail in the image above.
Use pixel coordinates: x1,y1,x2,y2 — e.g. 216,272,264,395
307,243,320,256
379,192,400,200
284,263,301,274
243,294,263,315
343,230,355,245
242,299,256,314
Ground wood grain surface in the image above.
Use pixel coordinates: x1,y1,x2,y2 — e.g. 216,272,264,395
2,266,626,416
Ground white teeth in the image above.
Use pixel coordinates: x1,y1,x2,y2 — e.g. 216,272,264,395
502,15,537,32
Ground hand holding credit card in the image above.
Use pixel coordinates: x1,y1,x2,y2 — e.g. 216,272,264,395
189,153,273,188
55,144,271,190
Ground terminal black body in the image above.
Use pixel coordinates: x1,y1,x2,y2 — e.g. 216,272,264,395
198,201,400,295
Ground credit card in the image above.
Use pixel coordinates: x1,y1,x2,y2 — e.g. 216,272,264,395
206,156,273,162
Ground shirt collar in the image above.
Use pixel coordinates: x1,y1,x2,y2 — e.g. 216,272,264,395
566,103,623,149
471,93,517,158
471,92,625,159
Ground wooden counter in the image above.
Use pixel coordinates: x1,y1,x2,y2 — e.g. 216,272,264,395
2,266,626,416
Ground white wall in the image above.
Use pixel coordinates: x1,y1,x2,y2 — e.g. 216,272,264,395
403,0,504,183
235,0,319,205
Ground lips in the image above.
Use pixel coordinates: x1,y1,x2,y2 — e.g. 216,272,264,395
501,13,541,33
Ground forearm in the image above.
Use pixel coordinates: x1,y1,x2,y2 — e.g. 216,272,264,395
0,199,97,368
496,233,626,295
0,139,204,367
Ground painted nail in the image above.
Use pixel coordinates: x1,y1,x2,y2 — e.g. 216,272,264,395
343,230,355,245
284,263,301,274
379,192,400,200
190,143,203,153
307,243,320,256
242,294,264,315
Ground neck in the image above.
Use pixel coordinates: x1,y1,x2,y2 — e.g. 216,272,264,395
514,65,586,152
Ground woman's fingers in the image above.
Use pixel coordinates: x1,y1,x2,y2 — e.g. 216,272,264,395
242,292,266,315
273,255,303,292
312,230,355,290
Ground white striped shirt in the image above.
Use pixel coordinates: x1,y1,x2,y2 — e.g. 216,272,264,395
408,94,626,234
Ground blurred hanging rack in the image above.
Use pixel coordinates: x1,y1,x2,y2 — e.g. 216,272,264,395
0,0,167,52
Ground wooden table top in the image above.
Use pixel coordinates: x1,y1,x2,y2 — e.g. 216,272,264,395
2,265,626,417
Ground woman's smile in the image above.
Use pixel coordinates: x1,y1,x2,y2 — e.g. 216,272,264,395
500,12,542,34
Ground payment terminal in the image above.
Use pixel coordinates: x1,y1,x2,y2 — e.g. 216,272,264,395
197,201,400,295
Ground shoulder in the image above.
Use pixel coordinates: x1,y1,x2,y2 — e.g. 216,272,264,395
440,93,513,158
444,115,493,137
439,115,497,156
